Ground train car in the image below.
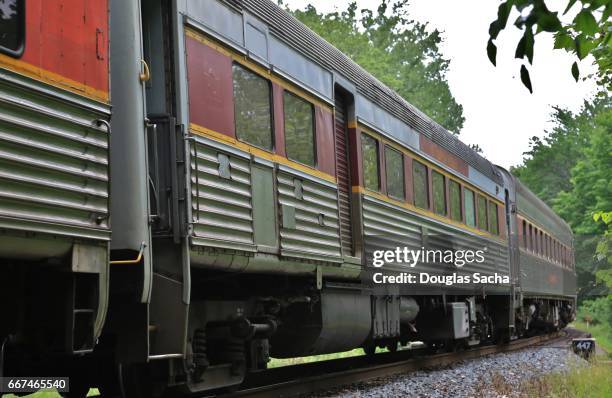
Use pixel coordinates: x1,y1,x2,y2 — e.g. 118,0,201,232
0,0,576,397
505,172,576,333
0,0,111,393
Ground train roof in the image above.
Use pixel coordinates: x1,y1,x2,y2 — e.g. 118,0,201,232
226,0,502,184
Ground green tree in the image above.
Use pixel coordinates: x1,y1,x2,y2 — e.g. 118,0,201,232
487,0,611,92
284,0,465,134
510,97,607,205
512,93,611,299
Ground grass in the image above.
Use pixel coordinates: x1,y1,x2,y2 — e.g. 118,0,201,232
268,347,386,368
571,320,612,355
519,359,612,398
0,388,98,398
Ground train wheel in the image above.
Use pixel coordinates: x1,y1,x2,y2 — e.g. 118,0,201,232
386,342,398,353
118,363,166,398
362,343,376,357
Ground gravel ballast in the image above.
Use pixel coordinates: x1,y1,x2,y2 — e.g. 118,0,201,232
309,347,587,398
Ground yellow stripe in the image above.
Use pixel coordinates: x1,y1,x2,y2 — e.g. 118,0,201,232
189,123,337,183
358,123,504,206
0,54,109,103
185,28,331,112
353,185,506,242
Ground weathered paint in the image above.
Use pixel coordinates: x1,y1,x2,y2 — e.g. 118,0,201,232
0,0,109,102
185,35,235,139
419,135,469,176
185,29,336,179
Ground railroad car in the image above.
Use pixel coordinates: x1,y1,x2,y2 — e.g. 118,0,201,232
0,0,575,396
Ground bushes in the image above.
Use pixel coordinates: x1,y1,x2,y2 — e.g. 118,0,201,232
578,296,612,327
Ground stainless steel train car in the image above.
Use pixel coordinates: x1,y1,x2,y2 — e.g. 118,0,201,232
0,0,575,396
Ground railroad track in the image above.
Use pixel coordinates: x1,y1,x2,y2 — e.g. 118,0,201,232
216,331,571,398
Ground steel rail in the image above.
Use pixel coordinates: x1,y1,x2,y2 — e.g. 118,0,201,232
217,332,567,398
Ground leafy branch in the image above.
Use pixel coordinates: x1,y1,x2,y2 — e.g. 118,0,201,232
487,0,611,92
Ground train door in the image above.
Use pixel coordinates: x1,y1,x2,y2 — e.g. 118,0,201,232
503,179,521,337
334,90,355,256
141,0,189,359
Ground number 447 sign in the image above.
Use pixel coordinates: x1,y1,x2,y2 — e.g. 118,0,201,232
572,338,596,359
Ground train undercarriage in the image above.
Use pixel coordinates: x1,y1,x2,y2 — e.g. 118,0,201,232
0,263,574,398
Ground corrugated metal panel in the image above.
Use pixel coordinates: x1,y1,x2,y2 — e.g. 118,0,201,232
362,195,509,292
277,170,342,261
334,95,353,255
221,0,501,184
190,138,255,251
0,69,110,241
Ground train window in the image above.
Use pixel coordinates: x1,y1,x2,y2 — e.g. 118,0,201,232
432,171,446,216
361,133,380,191
488,202,498,235
522,220,527,248
551,238,554,259
0,0,24,57
464,188,476,227
284,91,315,166
233,64,273,150
384,146,404,199
449,180,461,222
561,246,565,265
538,230,543,256
477,195,487,230
412,160,429,209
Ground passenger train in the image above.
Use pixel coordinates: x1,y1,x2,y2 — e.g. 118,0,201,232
0,0,575,396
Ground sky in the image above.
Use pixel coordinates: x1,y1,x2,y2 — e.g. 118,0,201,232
283,0,600,169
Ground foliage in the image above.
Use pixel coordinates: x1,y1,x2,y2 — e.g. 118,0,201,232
593,211,612,267
3,388,99,398
520,360,612,397
487,0,612,92
578,297,612,327
281,0,465,134
511,93,611,300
